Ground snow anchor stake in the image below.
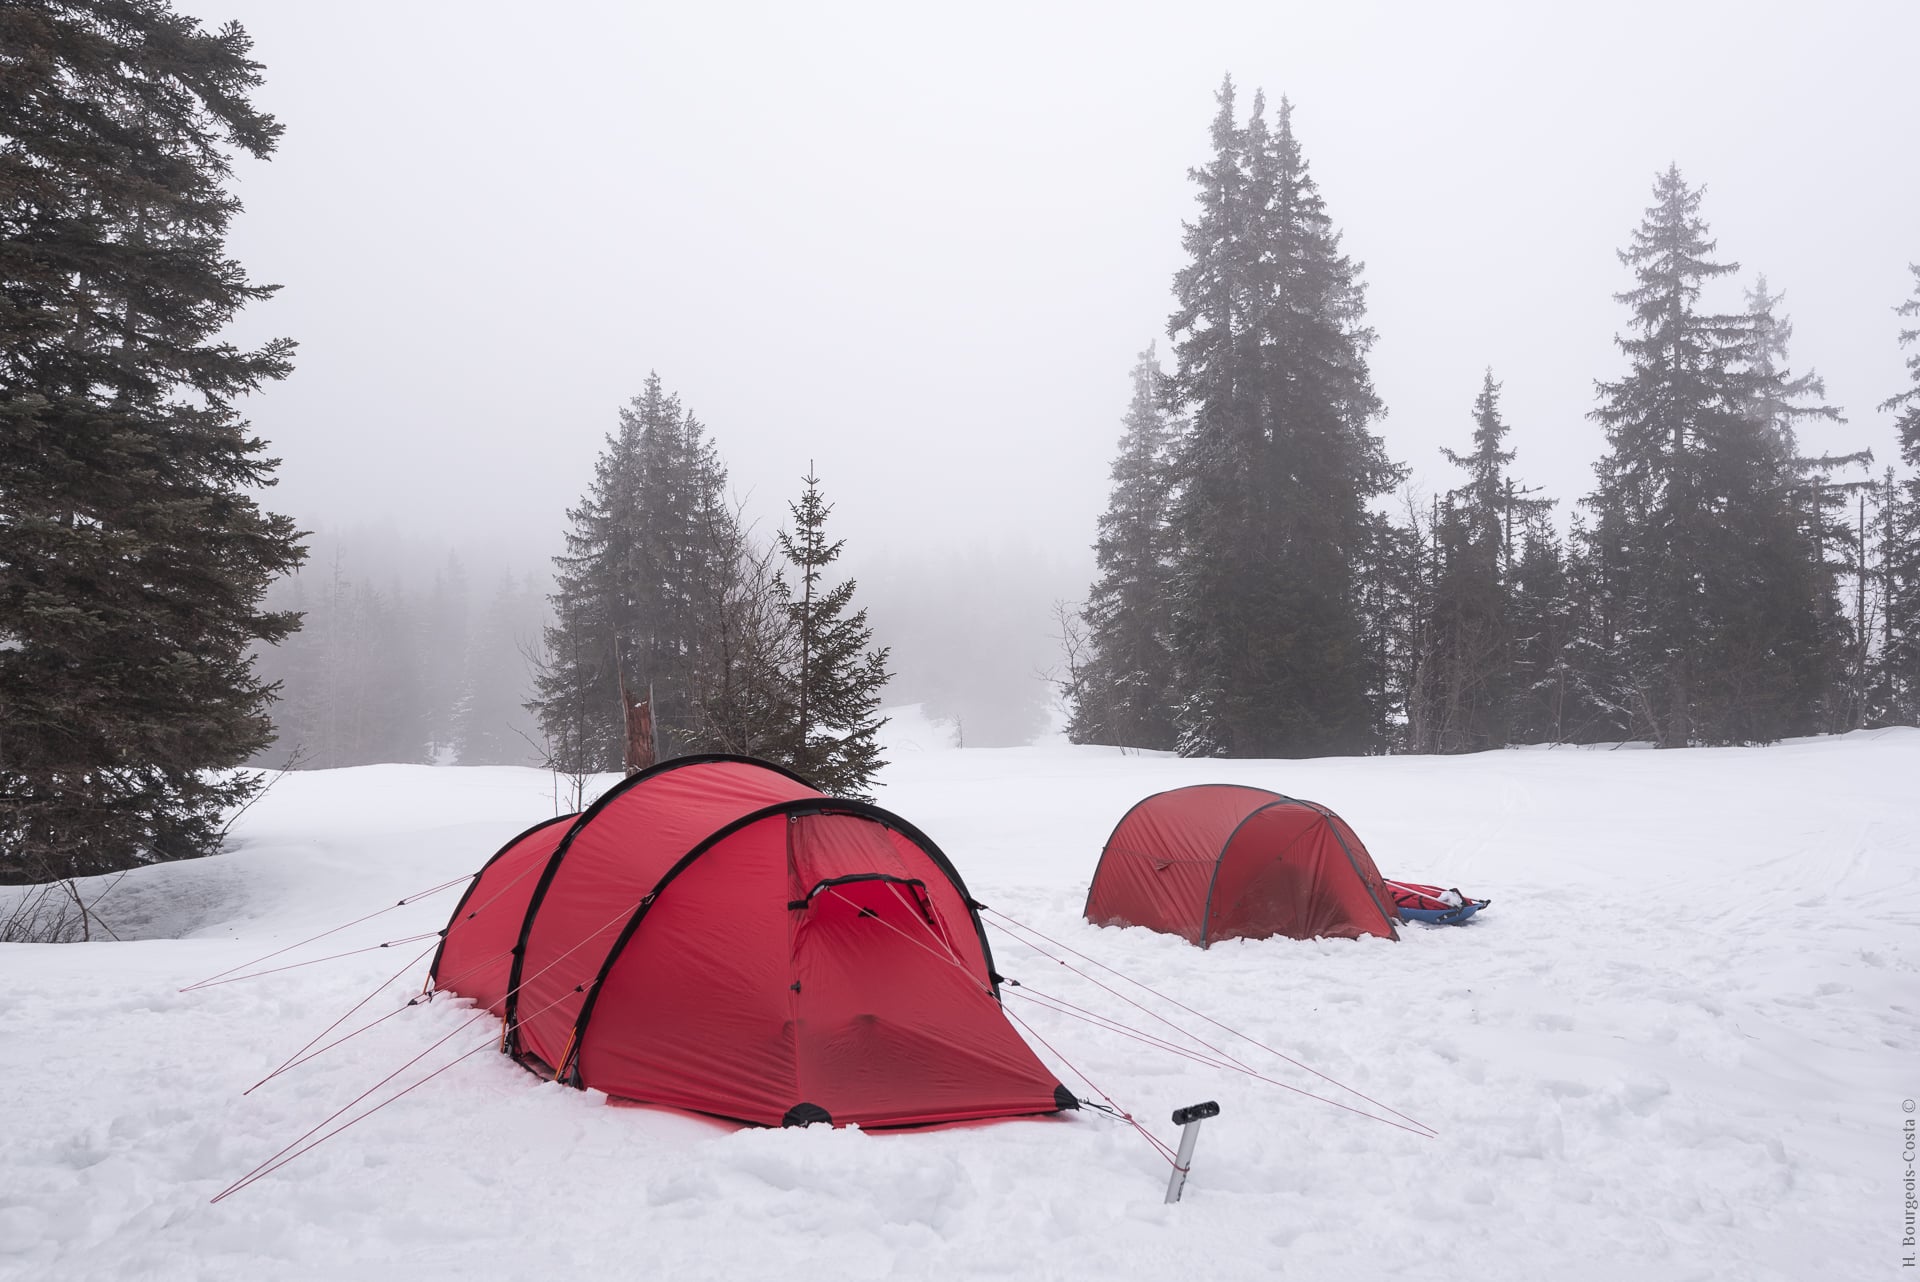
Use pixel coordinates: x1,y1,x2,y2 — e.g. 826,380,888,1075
1164,1100,1219,1204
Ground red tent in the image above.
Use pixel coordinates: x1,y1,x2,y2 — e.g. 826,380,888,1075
1083,784,1400,946
431,755,1073,1128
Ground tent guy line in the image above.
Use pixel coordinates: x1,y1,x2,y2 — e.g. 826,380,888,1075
1007,985,1436,1139
213,900,693,1202
243,941,441,1094
177,870,476,992
986,906,1435,1135
187,931,444,990
996,1004,1181,1167
987,912,1436,1138
212,979,596,1204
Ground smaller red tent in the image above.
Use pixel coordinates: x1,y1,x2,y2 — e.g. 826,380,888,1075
1083,784,1400,946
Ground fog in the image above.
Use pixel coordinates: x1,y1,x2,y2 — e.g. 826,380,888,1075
184,0,1917,743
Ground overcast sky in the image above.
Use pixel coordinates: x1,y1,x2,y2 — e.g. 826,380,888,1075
192,0,1918,586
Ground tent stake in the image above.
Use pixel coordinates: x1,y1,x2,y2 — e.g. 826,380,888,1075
1164,1100,1220,1204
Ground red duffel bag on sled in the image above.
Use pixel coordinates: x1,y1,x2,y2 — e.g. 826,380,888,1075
1385,880,1490,925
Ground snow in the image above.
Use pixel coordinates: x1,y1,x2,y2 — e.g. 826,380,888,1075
3,717,1916,1281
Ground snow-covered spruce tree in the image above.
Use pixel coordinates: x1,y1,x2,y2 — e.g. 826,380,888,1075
1415,371,1551,752
1164,83,1400,757
1397,494,1441,752
774,470,891,799
1556,516,1635,743
1504,514,1575,744
1070,346,1179,750
1744,277,1870,730
531,374,737,771
1585,167,1830,747
685,495,796,760
0,3,304,884
1354,507,1423,753
632,400,734,754
1161,78,1258,759
1871,265,1920,725
532,394,641,774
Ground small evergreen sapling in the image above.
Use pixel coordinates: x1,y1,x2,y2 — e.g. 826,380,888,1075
775,469,891,799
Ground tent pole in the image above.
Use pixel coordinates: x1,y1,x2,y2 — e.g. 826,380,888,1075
1164,1100,1219,1204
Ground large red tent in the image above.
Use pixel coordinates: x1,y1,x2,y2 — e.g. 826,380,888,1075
1083,784,1400,946
431,755,1073,1128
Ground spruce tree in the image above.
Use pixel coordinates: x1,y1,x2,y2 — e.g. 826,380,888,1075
1745,278,1868,729
1417,371,1550,752
1164,84,1399,757
774,469,891,798
1355,507,1424,752
1071,346,1179,750
0,2,304,882
531,374,737,770
1505,515,1574,743
1872,266,1920,724
1559,516,1635,743
685,494,795,760
1585,168,1828,746
533,399,640,773
1162,78,1257,759
631,401,733,751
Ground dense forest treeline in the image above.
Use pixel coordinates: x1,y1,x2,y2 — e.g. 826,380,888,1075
240,82,1920,778
1066,80,1920,754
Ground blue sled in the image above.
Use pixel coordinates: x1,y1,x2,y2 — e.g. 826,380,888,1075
1398,899,1489,926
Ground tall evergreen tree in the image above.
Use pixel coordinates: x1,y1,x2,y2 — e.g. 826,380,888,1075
1745,278,1868,729
1071,346,1179,749
1354,506,1423,752
684,496,795,760
533,397,640,773
1585,167,1828,746
1164,83,1400,758
531,374,736,771
1557,515,1635,743
0,2,303,882
631,401,733,751
774,469,891,798
1871,265,1920,724
1504,514,1573,743
1412,371,1551,752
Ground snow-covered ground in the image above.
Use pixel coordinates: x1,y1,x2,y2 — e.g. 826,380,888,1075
3,715,1916,1281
